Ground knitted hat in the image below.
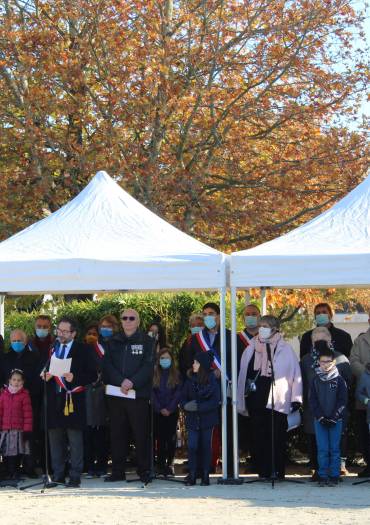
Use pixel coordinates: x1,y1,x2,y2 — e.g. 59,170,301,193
194,351,214,371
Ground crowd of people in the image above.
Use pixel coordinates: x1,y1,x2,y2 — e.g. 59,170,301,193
0,300,369,488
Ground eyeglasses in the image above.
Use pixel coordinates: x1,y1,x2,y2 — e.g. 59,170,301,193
121,316,136,321
56,329,72,335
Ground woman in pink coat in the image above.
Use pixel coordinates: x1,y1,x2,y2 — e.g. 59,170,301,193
237,315,302,480
0,368,33,479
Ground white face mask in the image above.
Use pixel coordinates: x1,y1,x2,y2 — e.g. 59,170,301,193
259,326,272,340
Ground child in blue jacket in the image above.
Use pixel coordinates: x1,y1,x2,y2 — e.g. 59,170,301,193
309,347,347,486
182,351,221,486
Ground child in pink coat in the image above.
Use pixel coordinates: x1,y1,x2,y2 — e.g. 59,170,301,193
0,369,33,479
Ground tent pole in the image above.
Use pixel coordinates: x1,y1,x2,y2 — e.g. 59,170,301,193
261,287,267,314
0,295,4,337
219,286,228,480
230,286,239,479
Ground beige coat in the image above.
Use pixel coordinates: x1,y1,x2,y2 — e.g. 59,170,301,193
350,327,370,409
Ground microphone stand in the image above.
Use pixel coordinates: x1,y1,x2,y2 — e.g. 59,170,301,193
245,340,304,488
20,360,65,492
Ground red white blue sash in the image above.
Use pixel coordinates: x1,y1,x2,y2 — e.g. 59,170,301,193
94,342,105,359
238,330,252,349
195,330,230,380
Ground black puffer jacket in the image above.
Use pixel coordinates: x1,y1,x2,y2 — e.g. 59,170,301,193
102,330,155,399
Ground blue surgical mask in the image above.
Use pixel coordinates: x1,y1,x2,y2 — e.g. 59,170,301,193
191,326,202,335
99,327,113,338
160,358,171,369
245,316,258,329
204,315,217,330
315,313,330,326
36,328,49,339
11,341,26,353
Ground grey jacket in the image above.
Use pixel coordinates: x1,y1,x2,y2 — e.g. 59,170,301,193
350,329,370,409
356,370,370,423
301,351,352,434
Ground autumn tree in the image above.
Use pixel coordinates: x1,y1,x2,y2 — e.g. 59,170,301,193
0,0,369,250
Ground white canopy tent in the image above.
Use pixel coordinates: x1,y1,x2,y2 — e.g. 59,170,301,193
229,173,370,479
0,170,226,294
0,170,231,478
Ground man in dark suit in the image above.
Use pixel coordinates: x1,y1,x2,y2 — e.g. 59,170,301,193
42,317,96,487
189,302,233,477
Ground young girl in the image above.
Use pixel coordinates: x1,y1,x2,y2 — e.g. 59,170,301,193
0,369,33,479
182,351,221,486
152,348,182,476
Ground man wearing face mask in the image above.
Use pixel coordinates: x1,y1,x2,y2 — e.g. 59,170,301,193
29,315,55,365
2,329,40,478
190,302,232,476
237,304,261,469
300,303,352,359
179,313,204,380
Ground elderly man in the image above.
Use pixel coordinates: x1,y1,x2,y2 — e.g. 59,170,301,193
300,302,353,359
103,308,155,483
2,329,40,478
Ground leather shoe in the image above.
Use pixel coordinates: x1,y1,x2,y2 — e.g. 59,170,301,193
358,467,370,478
200,473,210,486
52,476,65,484
184,473,196,486
104,473,126,482
66,478,80,488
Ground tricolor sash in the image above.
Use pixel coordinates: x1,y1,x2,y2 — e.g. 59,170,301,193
94,342,105,359
238,330,252,349
196,330,229,381
54,376,85,416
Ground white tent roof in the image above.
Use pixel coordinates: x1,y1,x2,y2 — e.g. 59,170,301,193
230,174,370,288
0,171,226,294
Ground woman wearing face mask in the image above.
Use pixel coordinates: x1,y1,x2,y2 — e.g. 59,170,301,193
83,319,118,478
2,329,40,478
152,348,182,476
300,303,352,359
237,315,302,480
300,327,352,480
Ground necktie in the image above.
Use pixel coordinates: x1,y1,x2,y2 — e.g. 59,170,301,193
59,344,67,359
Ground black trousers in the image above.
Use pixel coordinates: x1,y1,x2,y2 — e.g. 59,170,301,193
250,408,287,478
107,396,150,476
153,411,178,467
356,410,370,467
85,426,108,473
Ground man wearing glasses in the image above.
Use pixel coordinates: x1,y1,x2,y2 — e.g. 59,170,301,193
42,317,96,487
103,309,155,484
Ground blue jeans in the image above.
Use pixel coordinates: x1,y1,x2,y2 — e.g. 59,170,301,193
188,428,213,475
314,419,342,479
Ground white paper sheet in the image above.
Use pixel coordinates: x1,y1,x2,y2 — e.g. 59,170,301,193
105,384,136,399
49,354,72,377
